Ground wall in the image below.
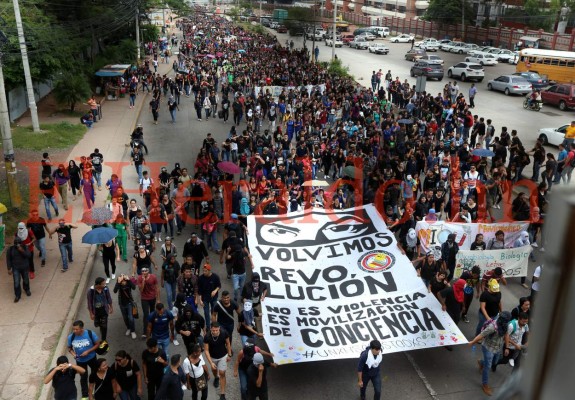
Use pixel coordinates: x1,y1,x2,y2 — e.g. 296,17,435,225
7,80,53,123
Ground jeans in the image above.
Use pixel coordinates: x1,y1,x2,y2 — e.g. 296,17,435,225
206,230,220,251
129,95,136,107
12,268,30,298
360,372,381,400
531,161,541,181
156,336,171,358
119,385,138,400
222,150,230,161
164,281,177,310
480,345,500,385
135,163,143,181
119,302,136,332
59,242,73,270
77,356,98,397
93,171,102,187
43,197,59,220
141,298,156,335
238,368,249,400
232,272,246,302
163,219,175,237
170,109,176,122
34,237,46,261
202,296,217,329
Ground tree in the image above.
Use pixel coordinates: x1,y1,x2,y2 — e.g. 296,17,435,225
423,0,475,27
52,74,91,112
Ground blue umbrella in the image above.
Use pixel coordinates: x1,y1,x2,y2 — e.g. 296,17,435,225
82,227,118,245
397,119,413,124
237,49,246,53
472,148,495,157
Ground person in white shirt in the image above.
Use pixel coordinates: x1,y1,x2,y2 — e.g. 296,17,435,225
493,312,529,371
182,344,209,399
531,265,542,305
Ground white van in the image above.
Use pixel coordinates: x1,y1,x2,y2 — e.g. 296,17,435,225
370,26,390,38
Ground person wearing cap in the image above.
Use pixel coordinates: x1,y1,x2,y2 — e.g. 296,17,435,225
480,266,508,293
468,311,513,396
357,340,383,400
475,278,503,336
234,338,276,400
246,352,272,400
6,237,32,302
198,263,222,330
48,220,78,273
43,355,86,399
87,277,113,342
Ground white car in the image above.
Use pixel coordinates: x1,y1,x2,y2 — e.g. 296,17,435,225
349,37,369,49
415,38,439,51
447,62,485,82
487,48,517,63
465,53,498,66
538,125,569,146
439,40,454,51
356,32,377,41
390,34,414,43
463,43,480,53
368,43,390,54
449,42,468,54
419,55,444,65
325,36,343,47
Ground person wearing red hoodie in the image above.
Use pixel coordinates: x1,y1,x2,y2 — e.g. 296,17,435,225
437,278,466,351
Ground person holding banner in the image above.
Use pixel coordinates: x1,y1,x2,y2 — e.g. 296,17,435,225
513,231,533,288
441,233,459,281
460,266,482,324
475,279,503,336
437,279,466,351
357,340,383,400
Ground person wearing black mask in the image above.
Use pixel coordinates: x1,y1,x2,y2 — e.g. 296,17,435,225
441,233,459,281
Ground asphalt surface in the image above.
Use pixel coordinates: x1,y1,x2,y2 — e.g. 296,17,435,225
69,25,553,400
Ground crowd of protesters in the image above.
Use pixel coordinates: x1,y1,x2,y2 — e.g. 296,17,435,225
10,5,554,400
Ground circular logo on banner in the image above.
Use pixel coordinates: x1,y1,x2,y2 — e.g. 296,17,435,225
358,251,395,273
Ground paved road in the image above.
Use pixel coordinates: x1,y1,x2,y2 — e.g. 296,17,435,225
69,27,547,400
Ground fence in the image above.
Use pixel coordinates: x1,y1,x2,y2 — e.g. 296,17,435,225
7,80,53,123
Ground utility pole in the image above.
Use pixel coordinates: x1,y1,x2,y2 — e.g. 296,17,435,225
331,0,337,60
0,30,22,208
136,7,141,61
461,0,465,40
12,0,40,133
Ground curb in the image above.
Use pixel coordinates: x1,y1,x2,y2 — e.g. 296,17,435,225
36,244,98,400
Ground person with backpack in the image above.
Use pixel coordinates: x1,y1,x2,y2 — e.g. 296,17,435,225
357,339,383,400
87,277,113,342
67,320,101,399
468,311,513,396
493,312,529,371
234,338,275,400
43,355,86,400
176,304,206,355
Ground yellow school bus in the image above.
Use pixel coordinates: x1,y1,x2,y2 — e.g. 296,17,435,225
516,49,575,83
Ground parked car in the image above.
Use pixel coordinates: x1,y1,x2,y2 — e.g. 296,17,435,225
370,26,390,38
439,40,454,51
342,34,355,45
356,32,377,41
449,42,468,54
447,62,485,82
277,25,287,33
325,36,343,47
349,37,369,49
487,48,517,63
305,29,323,40
415,38,437,47
538,125,569,146
463,43,480,53
419,55,444,65
390,34,414,43
410,61,444,80
468,46,497,56
404,48,426,61
487,75,532,95
465,53,498,66
368,43,390,54
420,40,440,52
270,21,279,30
512,72,549,89
540,83,575,111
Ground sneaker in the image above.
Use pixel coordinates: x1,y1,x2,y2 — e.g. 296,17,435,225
41,260,45,267
219,395,226,400
462,315,470,323
125,329,131,336
131,332,137,339
30,272,35,279
14,297,20,303
25,290,31,296
509,359,515,367
61,268,68,272
173,339,180,346
158,237,162,241
81,397,89,400
531,242,538,248
521,283,529,289
491,362,498,372
112,274,116,279
213,377,220,388
106,278,110,284
55,210,59,216
540,247,545,252
141,334,147,339
154,237,158,242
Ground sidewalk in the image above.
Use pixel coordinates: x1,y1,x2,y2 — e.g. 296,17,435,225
0,60,173,400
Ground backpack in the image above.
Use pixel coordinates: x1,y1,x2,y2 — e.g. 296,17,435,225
509,319,518,335
230,243,245,268
480,318,498,336
264,201,279,215
239,343,256,370
70,329,96,345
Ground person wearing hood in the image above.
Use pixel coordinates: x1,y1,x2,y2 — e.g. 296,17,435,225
14,221,36,279
241,272,268,310
43,355,86,399
514,230,534,287
437,278,466,351
468,311,513,396
246,352,272,400
357,339,383,400
440,233,459,281
238,300,263,347
183,233,210,267
401,228,418,261
6,237,32,302
175,304,206,355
